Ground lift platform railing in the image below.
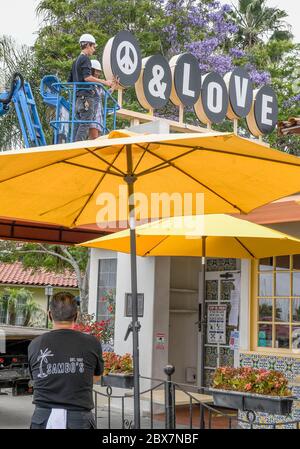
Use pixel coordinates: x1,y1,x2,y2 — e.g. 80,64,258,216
40,76,120,144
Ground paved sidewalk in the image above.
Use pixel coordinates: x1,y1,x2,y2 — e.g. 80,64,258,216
0,389,34,429
0,389,237,429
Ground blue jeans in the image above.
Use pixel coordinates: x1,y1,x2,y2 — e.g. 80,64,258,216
74,94,96,142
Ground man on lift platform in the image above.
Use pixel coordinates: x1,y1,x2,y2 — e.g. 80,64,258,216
68,33,119,141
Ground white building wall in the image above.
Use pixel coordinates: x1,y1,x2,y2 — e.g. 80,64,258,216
239,259,251,351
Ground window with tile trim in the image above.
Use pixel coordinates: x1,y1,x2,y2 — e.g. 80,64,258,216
256,255,300,351
96,258,117,323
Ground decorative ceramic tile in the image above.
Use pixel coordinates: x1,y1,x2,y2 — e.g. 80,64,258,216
204,369,215,387
239,352,300,427
205,280,218,301
220,347,234,366
205,346,218,368
221,280,235,302
206,258,237,272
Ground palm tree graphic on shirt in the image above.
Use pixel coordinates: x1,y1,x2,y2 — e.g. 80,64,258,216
37,348,54,378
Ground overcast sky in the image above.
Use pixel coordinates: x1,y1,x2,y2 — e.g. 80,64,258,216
0,0,299,46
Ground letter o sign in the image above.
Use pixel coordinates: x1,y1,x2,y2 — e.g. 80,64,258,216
194,72,228,124
102,31,142,87
169,53,201,107
135,55,172,109
246,85,278,136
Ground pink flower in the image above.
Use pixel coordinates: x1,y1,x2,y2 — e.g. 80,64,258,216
245,383,252,391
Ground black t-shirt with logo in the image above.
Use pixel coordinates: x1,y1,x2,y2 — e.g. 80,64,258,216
28,329,104,411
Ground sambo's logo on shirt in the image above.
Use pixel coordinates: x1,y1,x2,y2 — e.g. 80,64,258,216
37,348,84,379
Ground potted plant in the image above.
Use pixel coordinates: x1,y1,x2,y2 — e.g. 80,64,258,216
101,352,134,389
210,367,294,415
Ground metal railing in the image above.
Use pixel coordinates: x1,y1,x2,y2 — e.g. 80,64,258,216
93,365,300,430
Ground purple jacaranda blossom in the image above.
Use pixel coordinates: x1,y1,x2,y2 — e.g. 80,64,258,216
208,54,234,75
249,69,271,85
229,48,246,58
283,94,300,108
221,4,233,13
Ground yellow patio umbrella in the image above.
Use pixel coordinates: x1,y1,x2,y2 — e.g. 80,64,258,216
79,214,300,259
1,130,300,225
2,130,300,427
80,213,300,386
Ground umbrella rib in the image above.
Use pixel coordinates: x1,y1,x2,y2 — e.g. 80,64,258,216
0,152,90,185
142,235,170,256
0,145,123,185
156,141,300,168
133,144,150,174
135,144,198,176
137,146,244,213
234,237,255,258
62,161,124,177
70,146,125,227
85,148,126,176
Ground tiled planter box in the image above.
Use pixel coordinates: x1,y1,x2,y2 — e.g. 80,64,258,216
101,373,134,389
210,388,294,415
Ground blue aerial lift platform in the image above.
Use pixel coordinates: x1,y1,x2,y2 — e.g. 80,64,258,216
0,72,120,148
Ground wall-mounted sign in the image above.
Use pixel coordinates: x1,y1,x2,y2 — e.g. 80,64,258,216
207,305,227,344
169,53,201,107
125,292,144,317
135,55,172,110
103,31,278,136
155,332,166,350
103,30,142,87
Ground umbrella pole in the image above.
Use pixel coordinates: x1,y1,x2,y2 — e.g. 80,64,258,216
125,144,141,429
200,236,207,389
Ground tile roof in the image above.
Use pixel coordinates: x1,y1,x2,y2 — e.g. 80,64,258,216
0,262,78,288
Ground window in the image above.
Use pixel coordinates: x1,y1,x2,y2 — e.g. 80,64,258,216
256,255,300,350
96,258,117,323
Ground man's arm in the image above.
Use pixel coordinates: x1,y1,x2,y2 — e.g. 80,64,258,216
92,338,104,384
93,375,101,384
84,75,113,88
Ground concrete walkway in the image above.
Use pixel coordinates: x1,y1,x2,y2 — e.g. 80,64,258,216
0,389,34,429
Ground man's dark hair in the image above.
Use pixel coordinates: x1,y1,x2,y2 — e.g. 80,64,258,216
50,292,78,322
80,42,93,50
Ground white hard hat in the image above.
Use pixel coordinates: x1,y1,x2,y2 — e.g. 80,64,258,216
91,60,102,71
79,33,96,44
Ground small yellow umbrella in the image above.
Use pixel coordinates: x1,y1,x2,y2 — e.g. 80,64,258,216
80,214,300,386
80,214,300,259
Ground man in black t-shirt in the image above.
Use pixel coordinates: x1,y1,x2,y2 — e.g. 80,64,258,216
28,292,104,429
68,33,116,142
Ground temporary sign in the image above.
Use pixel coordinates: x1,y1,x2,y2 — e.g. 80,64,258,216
102,30,142,87
102,30,279,136
135,55,172,109
194,72,228,124
229,330,240,351
246,85,278,137
207,305,227,344
224,67,253,120
169,53,201,107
